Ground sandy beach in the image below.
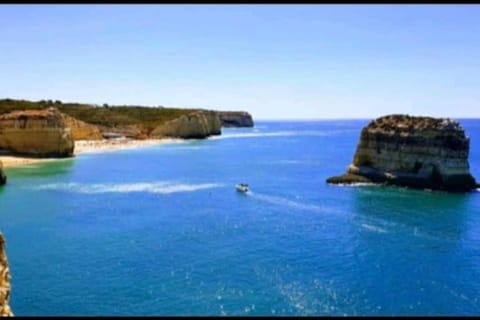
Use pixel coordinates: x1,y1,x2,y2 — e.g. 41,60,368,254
0,138,179,168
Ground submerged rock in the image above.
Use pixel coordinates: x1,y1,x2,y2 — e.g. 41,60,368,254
0,107,74,157
326,173,374,184
0,234,12,316
327,114,478,192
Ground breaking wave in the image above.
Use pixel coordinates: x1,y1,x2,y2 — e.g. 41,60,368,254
333,183,380,187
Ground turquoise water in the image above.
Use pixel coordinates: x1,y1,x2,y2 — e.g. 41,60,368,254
1,120,480,316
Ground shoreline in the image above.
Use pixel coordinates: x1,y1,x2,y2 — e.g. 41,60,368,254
0,138,180,168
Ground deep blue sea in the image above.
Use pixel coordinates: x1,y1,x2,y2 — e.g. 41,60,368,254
1,120,480,316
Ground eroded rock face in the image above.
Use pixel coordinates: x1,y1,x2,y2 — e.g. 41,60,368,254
0,161,6,186
327,114,478,191
0,234,13,316
0,108,74,157
61,113,103,140
151,111,222,139
217,111,254,127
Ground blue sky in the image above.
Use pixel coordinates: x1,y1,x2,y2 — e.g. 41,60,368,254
1,5,480,119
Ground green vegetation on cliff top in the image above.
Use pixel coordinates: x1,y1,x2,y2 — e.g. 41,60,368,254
0,99,198,131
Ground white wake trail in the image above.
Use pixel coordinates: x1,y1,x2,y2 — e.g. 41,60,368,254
34,181,224,195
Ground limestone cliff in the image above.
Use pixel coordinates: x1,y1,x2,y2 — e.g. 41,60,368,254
327,114,478,192
0,162,5,186
0,107,74,157
217,111,254,127
61,113,102,140
0,234,12,316
150,110,222,139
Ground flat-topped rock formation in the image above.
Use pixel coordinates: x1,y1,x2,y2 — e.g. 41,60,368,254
327,114,478,192
0,107,74,157
217,111,254,127
0,161,5,185
151,110,222,139
0,234,12,316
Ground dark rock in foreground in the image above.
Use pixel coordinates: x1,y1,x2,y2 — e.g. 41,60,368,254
327,114,478,192
0,161,5,185
0,233,12,316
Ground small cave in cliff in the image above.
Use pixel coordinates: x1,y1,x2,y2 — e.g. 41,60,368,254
430,164,443,186
413,161,423,174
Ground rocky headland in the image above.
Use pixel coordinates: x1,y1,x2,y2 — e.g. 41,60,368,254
217,111,254,128
0,99,254,161
0,234,12,316
151,110,222,139
327,114,479,192
0,107,74,158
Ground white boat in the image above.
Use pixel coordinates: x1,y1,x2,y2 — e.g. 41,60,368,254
236,183,249,193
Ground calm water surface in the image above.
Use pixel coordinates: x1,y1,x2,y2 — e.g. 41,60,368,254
1,120,480,315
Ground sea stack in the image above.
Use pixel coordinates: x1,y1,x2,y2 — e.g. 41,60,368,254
0,107,74,157
327,114,478,192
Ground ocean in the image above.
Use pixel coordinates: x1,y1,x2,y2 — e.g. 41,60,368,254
1,120,480,316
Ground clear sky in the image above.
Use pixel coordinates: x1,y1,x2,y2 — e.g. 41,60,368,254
1,4,480,119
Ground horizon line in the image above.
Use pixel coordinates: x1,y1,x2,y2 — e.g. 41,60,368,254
2,97,480,121
253,116,480,121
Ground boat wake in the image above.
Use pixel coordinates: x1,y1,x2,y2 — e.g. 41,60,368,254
360,223,388,234
249,192,329,214
33,181,224,195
